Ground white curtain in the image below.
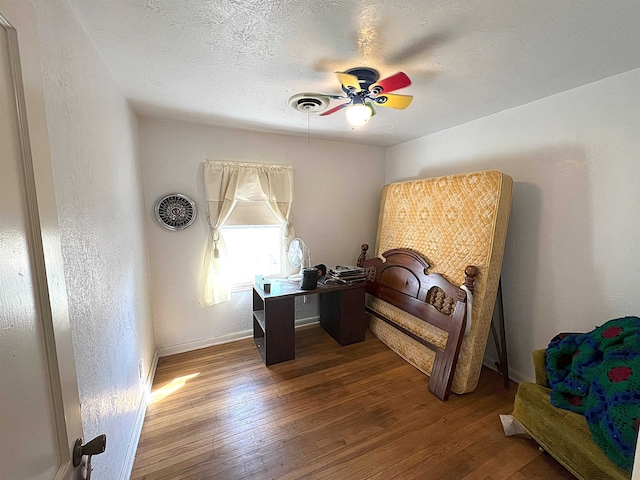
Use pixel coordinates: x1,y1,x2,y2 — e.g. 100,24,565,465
199,161,294,306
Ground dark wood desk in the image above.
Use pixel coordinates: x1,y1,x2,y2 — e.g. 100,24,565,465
252,280,366,366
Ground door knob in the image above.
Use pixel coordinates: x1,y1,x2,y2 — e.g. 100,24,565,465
73,434,106,467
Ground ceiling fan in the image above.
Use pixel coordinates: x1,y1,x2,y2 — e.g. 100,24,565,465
319,67,413,126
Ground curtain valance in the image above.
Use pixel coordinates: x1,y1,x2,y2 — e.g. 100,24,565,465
203,161,293,204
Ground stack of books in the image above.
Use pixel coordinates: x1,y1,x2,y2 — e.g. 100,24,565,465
327,265,365,284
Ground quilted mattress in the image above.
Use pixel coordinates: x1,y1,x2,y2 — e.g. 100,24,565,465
369,170,513,394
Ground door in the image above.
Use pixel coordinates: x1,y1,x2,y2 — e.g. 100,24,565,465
0,10,84,480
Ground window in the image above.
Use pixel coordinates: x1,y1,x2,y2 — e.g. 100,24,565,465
220,224,283,285
200,161,294,306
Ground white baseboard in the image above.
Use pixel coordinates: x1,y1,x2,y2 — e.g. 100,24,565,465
294,315,320,328
120,350,158,480
157,316,321,357
158,329,253,357
482,354,530,385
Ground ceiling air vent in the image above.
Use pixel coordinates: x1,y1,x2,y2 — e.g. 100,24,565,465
288,93,330,113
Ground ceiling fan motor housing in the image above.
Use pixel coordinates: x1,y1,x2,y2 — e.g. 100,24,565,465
343,67,380,92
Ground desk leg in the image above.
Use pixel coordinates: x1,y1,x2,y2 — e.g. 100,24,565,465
263,297,295,365
320,286,366,345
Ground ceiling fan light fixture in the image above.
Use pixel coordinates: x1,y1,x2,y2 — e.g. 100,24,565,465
345,103,373,127
315,67,412,127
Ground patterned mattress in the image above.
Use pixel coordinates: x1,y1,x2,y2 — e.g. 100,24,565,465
369,170,513,394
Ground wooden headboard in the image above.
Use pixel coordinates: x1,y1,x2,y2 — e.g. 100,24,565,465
357,244,478,400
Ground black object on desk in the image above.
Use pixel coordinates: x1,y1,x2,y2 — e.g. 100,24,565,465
252,280,366,366
300,267,318,290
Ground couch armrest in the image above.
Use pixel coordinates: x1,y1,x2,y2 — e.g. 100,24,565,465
533,349,549,387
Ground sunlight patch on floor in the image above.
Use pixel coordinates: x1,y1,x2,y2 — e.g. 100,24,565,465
150,372,200,403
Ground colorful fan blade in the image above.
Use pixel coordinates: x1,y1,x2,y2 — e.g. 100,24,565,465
373,94,413,109
319,102,351,116
336,72,361,92
369,72,411,95
322,94,348,100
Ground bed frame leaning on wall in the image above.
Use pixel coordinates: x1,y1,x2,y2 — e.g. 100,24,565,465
357,244,478,401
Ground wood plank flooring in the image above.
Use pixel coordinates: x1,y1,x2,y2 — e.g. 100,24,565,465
131,325,574,480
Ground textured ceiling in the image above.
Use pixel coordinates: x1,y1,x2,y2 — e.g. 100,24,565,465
67,0,640,147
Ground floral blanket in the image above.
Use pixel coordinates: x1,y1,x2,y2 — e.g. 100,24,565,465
546,316,640,471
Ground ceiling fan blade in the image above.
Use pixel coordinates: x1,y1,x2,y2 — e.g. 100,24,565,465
319,102,351,116
386,33,450,64
369,72,411,95
336,72,361,92
318,93,348,100
372,94,413,109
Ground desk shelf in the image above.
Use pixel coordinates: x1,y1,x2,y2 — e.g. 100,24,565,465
252,310,267,363
253,310,266,332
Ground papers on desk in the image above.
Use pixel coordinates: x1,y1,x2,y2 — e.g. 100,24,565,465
325,265,365,284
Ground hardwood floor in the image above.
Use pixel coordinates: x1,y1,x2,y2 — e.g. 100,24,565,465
131,325,574,480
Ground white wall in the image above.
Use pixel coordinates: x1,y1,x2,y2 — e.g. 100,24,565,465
387,68,640,382
30,1,155,478
139,117,386,353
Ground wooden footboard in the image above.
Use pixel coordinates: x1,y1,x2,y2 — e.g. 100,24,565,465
357,244,477,400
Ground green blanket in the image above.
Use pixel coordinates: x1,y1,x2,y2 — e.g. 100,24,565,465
546,316,640,471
